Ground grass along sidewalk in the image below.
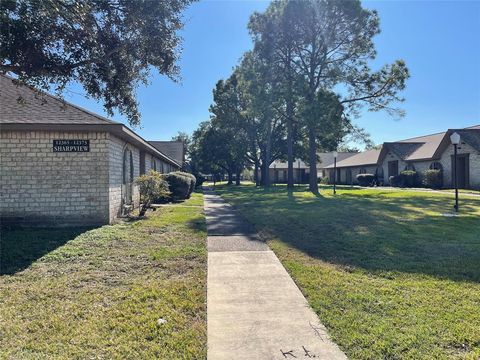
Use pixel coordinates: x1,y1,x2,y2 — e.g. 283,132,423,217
0,193,207,359
215,184,480,360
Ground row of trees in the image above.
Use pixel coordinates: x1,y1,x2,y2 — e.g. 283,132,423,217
190,0,409,193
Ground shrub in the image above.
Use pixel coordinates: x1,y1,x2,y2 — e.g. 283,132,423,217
163,172,193,201
172,171,196,197
320,176,330,185
195,174,205,188
356,173,376,187
135,171,170,216
400,170,420,187
389,175,402,187
390,171,421,188
423,169,443,189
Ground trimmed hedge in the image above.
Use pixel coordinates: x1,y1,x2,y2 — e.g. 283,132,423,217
356,173,376,187
423,169,443,189
162,172,189,201
390,170,421,188
163,171,196,200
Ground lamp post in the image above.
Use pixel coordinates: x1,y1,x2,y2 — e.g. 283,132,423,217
333,150,338,195
450,132,460,212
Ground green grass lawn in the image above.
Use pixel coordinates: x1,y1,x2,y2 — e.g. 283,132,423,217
215,184,480,360
0,193,207,359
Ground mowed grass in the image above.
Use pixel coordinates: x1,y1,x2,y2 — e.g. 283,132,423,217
215,184,480,360
0,193,207,359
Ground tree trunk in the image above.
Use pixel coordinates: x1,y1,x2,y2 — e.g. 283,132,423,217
264,122,272,187
286,98,294,189
235,169,241,185
227,172,233,185
254,162,259,186
308,126,318,193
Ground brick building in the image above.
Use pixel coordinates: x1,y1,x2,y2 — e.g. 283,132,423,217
0,75,180,226
323,126,480,189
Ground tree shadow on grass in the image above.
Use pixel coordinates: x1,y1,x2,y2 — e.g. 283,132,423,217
227,187,480,283
0,227,93,275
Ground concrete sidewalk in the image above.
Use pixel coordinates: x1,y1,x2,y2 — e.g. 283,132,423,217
205,190,346,360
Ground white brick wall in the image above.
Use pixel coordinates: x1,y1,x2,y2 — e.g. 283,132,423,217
108,134,140,222
381,151,406,185
0,131,149,226
439,141,480,189
0,131,110,226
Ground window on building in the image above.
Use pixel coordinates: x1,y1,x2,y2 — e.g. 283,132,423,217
429,162,443,171
129,151,134,181
123,148,134,205
405,163,415,171
359,168,367,174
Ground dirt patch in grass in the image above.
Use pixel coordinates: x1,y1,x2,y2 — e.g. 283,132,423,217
0,193,207,359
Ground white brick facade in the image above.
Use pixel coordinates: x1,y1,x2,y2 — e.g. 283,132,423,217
324,141,480,189
0,131,110,226
0,130,171,226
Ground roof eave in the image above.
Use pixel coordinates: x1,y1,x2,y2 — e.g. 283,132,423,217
0,123,180,167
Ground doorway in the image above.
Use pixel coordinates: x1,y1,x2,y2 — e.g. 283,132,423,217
451,154,469,189
388,160,398,178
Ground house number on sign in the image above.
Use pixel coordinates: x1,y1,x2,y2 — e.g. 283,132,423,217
53,139,90,152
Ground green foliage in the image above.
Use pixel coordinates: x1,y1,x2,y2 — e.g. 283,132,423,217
320,176,330,185
390,171,421,188
163,172,192,201
176,171,197,197
423,169,443,189
401,170,420,187
0,194,207,358
247,0,409,192
356,173,376,187
0,0,194,126
215,184,480,360
135,171,170,216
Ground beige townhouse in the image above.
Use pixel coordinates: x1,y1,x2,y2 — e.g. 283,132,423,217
0,75,180,226
323,126,480,189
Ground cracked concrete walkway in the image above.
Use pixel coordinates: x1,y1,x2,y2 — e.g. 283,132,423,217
205,189,346,360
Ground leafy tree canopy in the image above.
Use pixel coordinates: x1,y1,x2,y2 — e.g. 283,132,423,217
0,0,194,126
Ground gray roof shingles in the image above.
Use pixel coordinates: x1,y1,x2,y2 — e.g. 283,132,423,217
325,149,382,168
149,141,184,165
328,126,479,168
0,75,181,167
269,152,357,169
0,75,118,125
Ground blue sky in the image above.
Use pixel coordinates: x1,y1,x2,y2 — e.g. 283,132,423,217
65,0,480,147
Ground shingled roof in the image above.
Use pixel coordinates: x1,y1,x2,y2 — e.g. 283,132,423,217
396,131,446,161
149,141,185,165
325,149,382,168
326,125,480,169
0,74,180,167
0,75,118,126
268,152,357,169
452,129,480,151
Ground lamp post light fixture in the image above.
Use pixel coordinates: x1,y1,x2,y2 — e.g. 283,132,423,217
450,132,460,212
333,150,338,195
